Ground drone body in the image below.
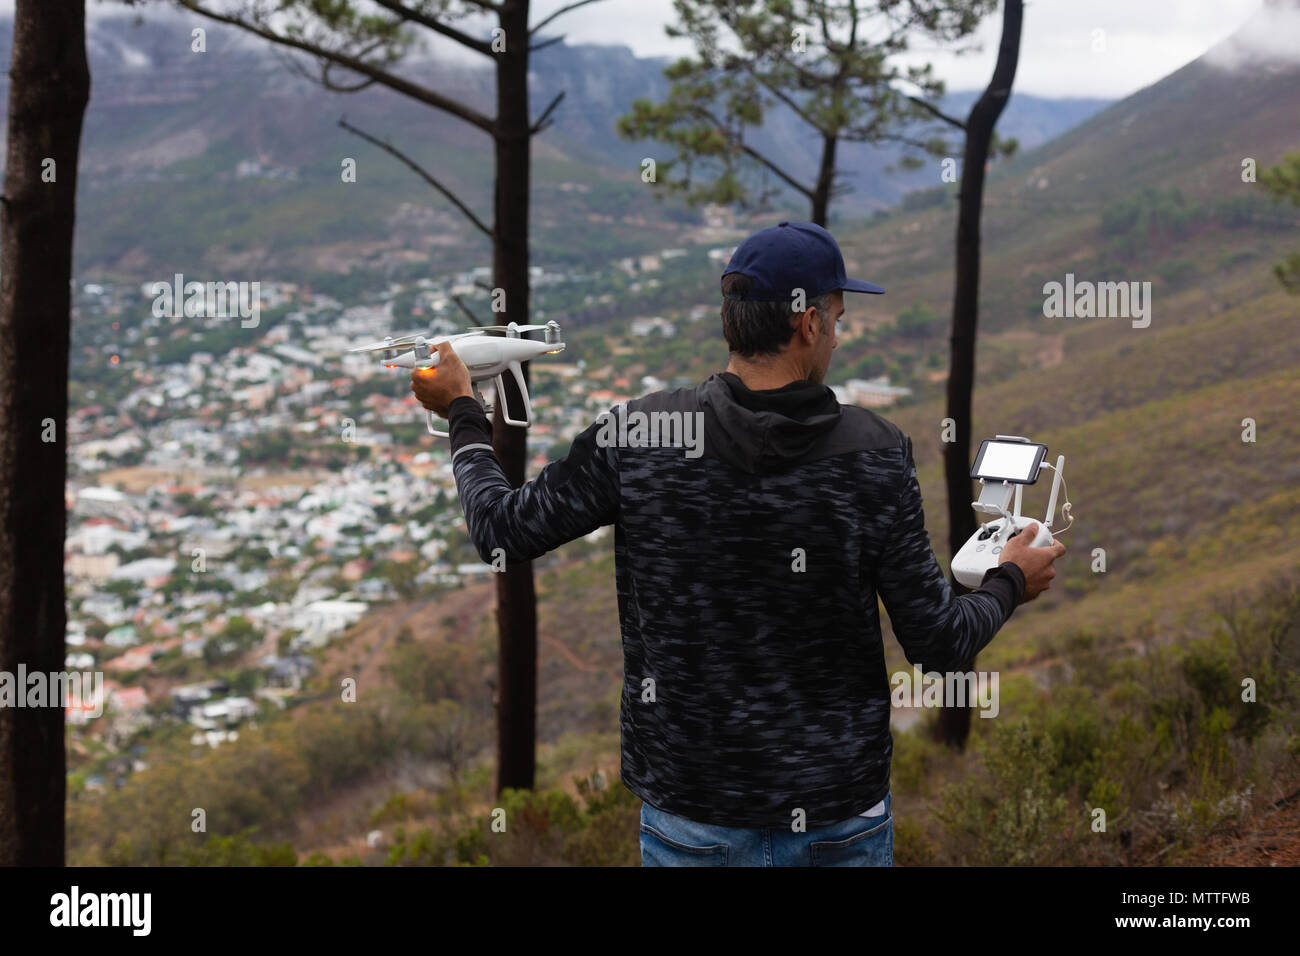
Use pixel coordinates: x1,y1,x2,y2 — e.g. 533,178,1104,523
349,320,565,436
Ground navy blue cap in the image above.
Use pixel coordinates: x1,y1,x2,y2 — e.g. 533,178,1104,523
721,220,885,301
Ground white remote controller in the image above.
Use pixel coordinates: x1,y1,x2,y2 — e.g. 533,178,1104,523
951,435,1067,589
952,515,1055,589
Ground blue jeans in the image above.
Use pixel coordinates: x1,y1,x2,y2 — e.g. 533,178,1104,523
639,793,893,867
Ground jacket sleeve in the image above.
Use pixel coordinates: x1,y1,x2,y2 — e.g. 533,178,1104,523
874,434,1026,673
446,395,620,565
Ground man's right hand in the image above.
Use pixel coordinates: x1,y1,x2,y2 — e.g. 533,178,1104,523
998,521,1067,603
410,341,474,419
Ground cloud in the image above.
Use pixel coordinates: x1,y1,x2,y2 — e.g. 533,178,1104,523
1204,0,1300,68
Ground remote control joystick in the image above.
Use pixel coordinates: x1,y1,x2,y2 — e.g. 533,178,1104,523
951,435,1072,589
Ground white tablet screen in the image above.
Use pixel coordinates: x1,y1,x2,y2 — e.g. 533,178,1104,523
977,442,1041,482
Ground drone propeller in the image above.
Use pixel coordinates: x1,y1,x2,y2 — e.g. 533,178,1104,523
348,332,431,354
348,329,486,354
476,322,552,336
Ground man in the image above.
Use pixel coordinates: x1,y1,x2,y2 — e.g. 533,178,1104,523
411,220,1066,867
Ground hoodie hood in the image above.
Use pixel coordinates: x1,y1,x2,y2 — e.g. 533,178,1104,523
698,372,842,474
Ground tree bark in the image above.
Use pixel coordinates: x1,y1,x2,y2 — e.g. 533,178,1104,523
491,0,538,796
810,133,837,227
0,0,90,866
936,0,1022,750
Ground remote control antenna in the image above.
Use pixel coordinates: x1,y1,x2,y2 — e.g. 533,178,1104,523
1044,455,1065,530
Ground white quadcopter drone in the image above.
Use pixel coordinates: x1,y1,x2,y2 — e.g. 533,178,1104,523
951,434,1075,589
348,320,565,437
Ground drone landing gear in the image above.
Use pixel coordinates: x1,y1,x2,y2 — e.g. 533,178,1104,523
426,382,495,438
426,362,535,437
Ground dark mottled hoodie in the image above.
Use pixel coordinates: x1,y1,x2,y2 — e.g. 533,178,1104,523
446,371,1024,828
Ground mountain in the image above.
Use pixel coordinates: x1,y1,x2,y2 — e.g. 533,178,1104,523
0,12,1108,278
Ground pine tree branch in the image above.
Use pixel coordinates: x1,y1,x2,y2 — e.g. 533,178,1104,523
175,0,496,133
338,117,494,240
530,0,604,37
369,0,494,57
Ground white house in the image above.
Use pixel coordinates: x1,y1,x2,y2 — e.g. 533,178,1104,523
75,486,130,519
630,317,675,338
293,599,368,648
844,377,913,409
190,695,257,729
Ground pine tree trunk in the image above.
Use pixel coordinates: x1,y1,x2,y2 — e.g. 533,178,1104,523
811,134,837,227
936,0,1023,750
491,0,539,795
0,0,90,866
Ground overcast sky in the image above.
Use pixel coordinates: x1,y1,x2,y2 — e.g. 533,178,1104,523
55,0,1274,100
523,0,1268,98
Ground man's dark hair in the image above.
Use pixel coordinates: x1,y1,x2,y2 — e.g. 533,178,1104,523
720,273,832,357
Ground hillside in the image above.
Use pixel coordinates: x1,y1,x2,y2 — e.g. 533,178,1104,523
842,15,1300,665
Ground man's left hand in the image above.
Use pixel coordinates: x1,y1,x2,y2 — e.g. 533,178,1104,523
410,341,474,419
